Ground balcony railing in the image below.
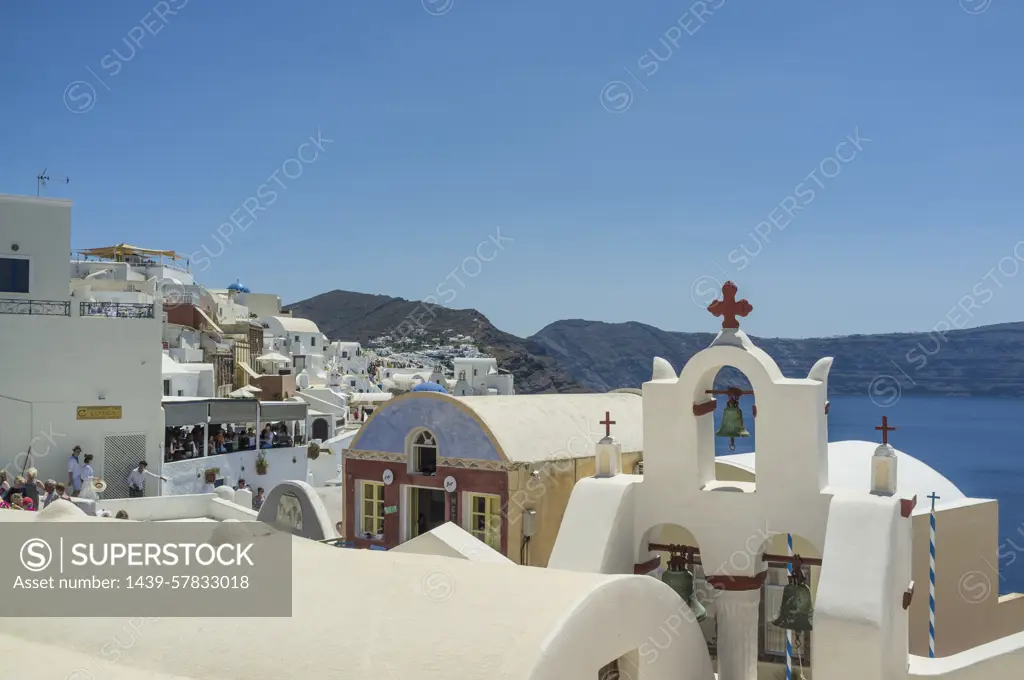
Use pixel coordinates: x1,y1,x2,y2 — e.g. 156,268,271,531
0,298,71,316
80,302,156,319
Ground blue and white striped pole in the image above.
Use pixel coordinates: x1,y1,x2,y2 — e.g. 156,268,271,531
786,532,793,679
928,491,940,658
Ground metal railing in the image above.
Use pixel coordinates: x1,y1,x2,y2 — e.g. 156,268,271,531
79,301,156,319
0,298,71,316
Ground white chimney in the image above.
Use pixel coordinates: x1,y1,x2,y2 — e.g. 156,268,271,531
870,443,898,496
594,436,622,478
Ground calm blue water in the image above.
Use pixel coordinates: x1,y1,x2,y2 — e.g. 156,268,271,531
711,395,1024,594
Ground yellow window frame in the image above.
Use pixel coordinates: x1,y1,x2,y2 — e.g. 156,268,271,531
361,481,385,536
467,492,502,551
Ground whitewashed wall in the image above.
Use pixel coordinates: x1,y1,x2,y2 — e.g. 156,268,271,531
162,446,309,495
0,315,163,487
307,449,341,486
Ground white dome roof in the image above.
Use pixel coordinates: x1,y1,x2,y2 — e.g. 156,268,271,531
718,439,965,511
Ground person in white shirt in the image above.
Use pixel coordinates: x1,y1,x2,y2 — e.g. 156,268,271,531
126,461,166,498
79,454,100,501
68,446,83,496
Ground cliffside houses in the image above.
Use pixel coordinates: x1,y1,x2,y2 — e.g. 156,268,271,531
0,193,516,503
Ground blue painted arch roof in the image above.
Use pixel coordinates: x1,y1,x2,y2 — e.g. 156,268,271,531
349,392,643,464
411,382,449,393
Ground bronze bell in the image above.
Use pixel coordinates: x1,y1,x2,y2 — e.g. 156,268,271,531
716,397,750,451
661,554,708,622
772,566,813,632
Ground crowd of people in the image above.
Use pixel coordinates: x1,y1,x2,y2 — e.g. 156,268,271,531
164,422,304,463
0,467,70,511
2,445,266,514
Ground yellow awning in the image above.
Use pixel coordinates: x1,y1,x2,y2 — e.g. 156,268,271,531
194,306,224,334
237,360,261,380
78,244,181,260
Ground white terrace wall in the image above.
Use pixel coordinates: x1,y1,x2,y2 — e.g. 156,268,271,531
908,632,1024,679
910,499,1024,656
162,446,309,495
94,494,257,521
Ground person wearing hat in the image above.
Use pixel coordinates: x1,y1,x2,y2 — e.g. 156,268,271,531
68,446,84,496
126,461,166,498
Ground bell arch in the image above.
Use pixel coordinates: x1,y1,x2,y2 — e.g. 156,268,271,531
684,352,778,491
637,523,716,652
759,531,822,672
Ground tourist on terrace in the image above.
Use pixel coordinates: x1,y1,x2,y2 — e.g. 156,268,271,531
22,498,34,511
260,425,273,449
235,479,248,492
68,445,83,496
0,470,10,495
54,483,70,502
3,476,25,503
42,480,58,508
9,493,23,509
127,461,167,498
252,487,265,511
23,468,40,508
115,510,129,519
80,455,95,488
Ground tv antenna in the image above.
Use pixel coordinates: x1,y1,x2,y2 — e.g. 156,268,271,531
37,168,71,196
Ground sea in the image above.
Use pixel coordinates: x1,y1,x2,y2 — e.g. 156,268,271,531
711,395,1024,594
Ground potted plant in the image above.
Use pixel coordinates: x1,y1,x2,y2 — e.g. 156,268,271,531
255,451,268,475
307,442,321,460
204,468,219,484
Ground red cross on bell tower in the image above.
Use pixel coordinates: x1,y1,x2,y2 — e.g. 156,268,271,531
708,281,753,330
876,415,896,445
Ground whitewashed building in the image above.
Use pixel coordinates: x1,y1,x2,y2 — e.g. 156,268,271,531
450,356,515,395
0,195,164,490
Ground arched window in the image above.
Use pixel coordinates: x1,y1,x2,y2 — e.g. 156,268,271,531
410,430,437,476
312,418,329,441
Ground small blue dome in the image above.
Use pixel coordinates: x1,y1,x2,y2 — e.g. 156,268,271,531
411,381,448,394
227,279,250,293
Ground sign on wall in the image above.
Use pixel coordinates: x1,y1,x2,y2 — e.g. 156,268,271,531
77,406,122,420
384,505,397,515
449,490,458,523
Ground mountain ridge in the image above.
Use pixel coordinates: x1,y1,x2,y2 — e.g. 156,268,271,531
286,290,1024,397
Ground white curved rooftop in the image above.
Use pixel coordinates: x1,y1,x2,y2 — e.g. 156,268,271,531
718,439,965,509
457,393,643,464
4,533,710,680
263,315,320,334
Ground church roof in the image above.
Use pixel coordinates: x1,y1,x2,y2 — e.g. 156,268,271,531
718,439,966,509
3,535,709,680
457,393,643,464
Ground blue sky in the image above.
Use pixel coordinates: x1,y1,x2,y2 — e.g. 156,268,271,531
2,0,1022,339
